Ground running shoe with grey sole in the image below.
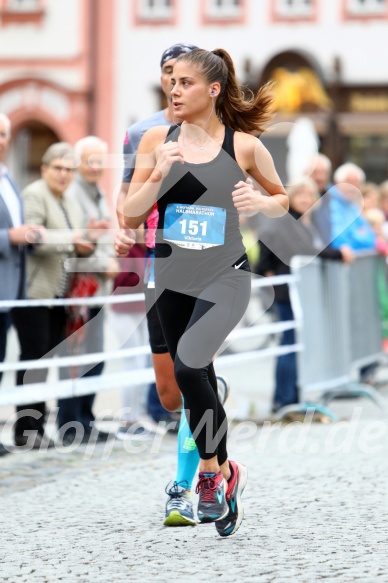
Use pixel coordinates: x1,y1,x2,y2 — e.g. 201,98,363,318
164,481,197,526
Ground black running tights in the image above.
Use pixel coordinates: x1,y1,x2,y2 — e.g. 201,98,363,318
155,269,251,464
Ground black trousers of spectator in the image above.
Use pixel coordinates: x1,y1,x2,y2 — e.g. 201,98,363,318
0,311,11,383
57,307,104,432
12,306,66,438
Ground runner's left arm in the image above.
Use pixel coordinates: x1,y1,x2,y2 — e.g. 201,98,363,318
232,133,288,218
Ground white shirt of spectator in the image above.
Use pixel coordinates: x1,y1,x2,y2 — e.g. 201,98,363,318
0,163,22,228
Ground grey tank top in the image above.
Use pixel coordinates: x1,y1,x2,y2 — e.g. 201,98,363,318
155,125,250,295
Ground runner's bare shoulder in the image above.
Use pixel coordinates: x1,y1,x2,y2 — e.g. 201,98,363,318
137,125,171,154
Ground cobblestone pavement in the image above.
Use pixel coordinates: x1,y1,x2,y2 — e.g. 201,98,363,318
1,398,388,583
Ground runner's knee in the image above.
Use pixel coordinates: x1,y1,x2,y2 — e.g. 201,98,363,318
174,357,200,396
155,380,181,411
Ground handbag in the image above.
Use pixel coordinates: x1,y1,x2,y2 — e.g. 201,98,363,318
64,273,99,378
65,272,99,335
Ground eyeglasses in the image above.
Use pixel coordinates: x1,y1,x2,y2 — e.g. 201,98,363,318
48,165,75,174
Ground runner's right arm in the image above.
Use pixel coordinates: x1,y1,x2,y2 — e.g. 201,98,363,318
116,182,129,229
123,126,182,229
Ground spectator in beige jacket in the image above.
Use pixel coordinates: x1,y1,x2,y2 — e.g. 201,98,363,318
12,142,95,449
57,136,118,444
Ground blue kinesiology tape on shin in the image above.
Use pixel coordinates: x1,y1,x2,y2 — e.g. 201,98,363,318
175,400,200,489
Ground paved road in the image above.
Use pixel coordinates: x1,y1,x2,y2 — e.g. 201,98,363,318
1,395,388,583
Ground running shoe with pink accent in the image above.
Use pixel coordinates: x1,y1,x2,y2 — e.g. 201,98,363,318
215,460,248,537
196,471,228,523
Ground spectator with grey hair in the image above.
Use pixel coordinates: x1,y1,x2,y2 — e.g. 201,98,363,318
11,142,98,449
331,162,375,251
304,153,335,247
56,135,117,444
305,153,332,194
333,162,366,186
0,112,44,456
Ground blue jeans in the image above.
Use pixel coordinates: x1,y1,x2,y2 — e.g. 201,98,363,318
274,301,298,409
147,382,168,421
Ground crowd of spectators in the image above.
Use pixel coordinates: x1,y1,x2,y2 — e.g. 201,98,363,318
256,154,388,412
0,113,172,455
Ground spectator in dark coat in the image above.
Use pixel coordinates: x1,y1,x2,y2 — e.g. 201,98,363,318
0,113,44,455
258,177,353,412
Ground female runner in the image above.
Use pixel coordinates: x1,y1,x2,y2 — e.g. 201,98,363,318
123,48,288,536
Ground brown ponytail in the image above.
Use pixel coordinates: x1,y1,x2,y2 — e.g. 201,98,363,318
175,48,274,134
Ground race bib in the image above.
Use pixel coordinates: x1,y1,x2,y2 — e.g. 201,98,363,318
163,203,226,250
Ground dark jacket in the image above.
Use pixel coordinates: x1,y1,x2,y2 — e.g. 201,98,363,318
0,172,25,310
311,183,334,247
258,209,342,302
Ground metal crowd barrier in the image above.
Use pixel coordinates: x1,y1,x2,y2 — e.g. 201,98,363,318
0,275,302,409
290,253,387,413
1,255,385,418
